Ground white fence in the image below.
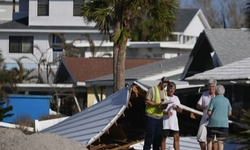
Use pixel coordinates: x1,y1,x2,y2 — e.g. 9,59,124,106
35,117,69,132
0,122,34,132
0,117,69,133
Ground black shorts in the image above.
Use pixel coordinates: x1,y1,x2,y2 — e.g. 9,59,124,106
162,129,179,137
207,127,229,139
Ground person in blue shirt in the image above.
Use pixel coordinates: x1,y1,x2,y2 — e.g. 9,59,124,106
207,85,232,150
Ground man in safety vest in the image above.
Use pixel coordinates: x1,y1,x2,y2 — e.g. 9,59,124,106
143,77,169,150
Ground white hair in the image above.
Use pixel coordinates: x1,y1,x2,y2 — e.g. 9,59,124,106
208,79,217,85
215,85,225,95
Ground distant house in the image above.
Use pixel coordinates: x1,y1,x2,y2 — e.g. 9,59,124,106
0,0,18,20
181,29,250,80
0,0,210,67
54,57,161,107
185,57,250,109
181,28,250,111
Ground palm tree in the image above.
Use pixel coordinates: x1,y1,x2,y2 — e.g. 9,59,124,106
83,33,111,57
10,58,39,83
21,45,55,84
82,0,179,91
50,33,83,58
0,52,16,121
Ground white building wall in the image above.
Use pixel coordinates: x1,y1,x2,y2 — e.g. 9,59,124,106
0,32,104,64
0,2,19,20
126,48,188,59
0,32,51,64
183,14,205,37
29,0,94,27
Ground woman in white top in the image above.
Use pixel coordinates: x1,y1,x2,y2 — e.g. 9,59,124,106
161,82,182,150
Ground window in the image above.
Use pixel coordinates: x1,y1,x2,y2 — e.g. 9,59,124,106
52,34,63,51
73,0,83,16
9,36,34,53
37,0,49,16
51,34,63,63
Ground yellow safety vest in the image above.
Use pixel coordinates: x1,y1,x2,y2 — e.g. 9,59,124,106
145,86,166,117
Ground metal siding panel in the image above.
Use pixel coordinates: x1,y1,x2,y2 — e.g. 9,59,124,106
41,87,130,146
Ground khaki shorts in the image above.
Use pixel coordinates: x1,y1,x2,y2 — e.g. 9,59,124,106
197,124,217,142
197,124,207,142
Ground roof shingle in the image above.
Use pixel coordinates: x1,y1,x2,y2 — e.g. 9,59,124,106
89,54,189,81
62,57,161,82
186,57,250,81
204,29,250,65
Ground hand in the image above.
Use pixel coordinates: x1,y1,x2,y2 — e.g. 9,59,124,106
164,111,173,116
172,104,178,109
203,106,207,110
160,103,168,109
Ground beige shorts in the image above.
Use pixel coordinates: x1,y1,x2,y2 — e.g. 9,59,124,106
197,124,217,142
197,124,207,142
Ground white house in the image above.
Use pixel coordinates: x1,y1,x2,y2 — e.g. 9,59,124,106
0,0,210,67
0,0,19,20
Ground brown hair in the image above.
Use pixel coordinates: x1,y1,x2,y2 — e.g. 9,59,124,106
167,81,176,89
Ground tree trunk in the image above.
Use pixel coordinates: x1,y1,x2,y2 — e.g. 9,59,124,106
113,22,120,92
116,41,127,91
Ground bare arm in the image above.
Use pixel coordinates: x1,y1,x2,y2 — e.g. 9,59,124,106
176,106,182,113
172,104,182,113
228,110,232,116
207,110,212,116
196,104,206,110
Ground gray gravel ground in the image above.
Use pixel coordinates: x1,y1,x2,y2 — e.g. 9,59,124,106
0,128,88,150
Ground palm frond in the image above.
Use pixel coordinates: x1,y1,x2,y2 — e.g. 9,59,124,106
111,28,130,45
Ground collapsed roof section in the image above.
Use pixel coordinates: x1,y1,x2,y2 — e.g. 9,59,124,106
41,81,206,149
41,87,130,147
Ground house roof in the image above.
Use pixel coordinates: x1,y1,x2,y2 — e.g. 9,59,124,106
41,86,130,146
204,29,250,65
181,29,250,80
134,80,204,91
175,8,199,32
87,54,189,82
0,9,199,32
186,57,250,81
56,57,161,83
0,17,96,30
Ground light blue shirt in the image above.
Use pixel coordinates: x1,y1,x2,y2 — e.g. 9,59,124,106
207,95,232,128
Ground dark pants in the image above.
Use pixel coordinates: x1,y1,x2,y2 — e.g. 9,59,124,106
143,116,163,150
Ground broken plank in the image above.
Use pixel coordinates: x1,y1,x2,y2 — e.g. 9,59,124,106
109,139,144,150
89,144,106,150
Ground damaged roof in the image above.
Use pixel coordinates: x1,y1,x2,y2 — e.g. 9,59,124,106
41,87,130,146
